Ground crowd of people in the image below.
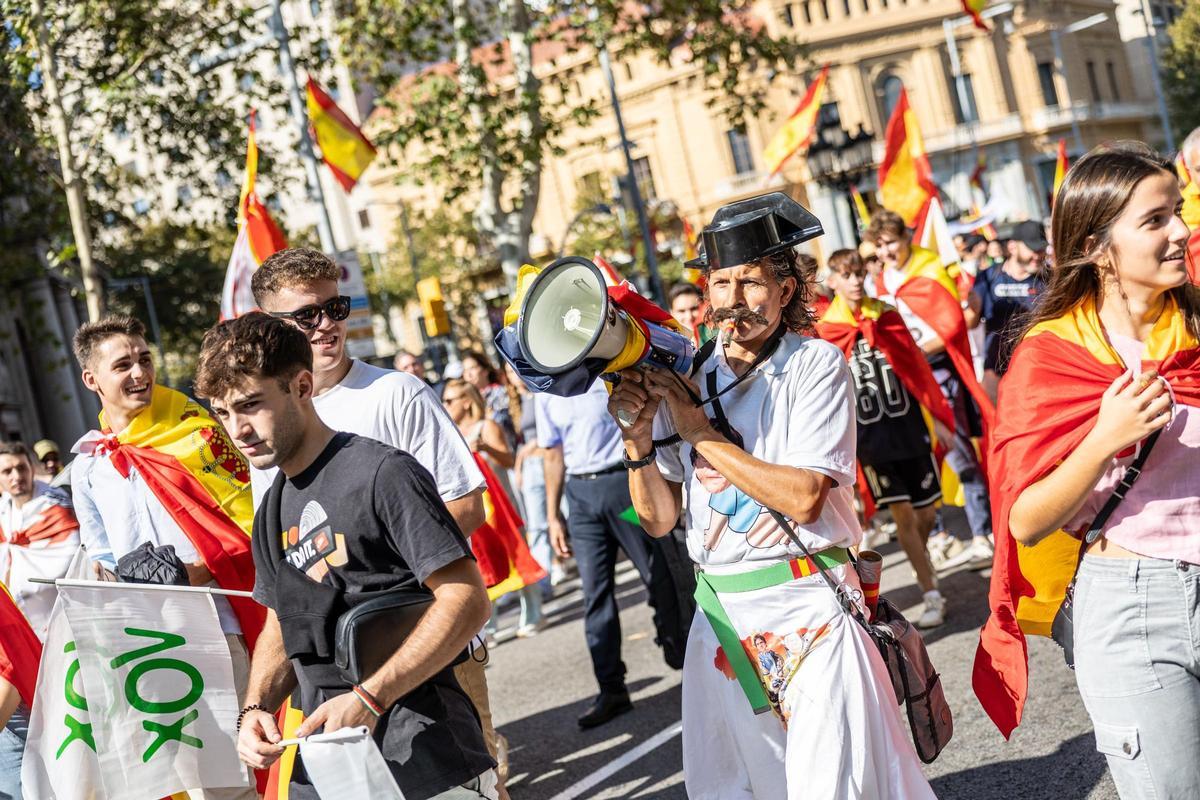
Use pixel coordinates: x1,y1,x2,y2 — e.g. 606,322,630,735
0,136,1198,800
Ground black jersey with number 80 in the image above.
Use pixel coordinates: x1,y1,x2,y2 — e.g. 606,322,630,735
847,336,932,465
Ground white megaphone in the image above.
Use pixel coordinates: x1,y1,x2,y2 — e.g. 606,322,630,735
516,256,695,380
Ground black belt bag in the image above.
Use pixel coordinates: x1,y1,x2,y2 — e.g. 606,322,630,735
333,592,471,685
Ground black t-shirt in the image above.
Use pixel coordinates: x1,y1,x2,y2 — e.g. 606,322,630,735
252,432,492,800
975,265,1044,336
847,336,932,465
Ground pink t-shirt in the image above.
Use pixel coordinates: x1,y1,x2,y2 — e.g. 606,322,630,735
1064,332,1200,563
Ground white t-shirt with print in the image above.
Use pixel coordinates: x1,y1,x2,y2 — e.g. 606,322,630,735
654,332,862,571
251,360,484,505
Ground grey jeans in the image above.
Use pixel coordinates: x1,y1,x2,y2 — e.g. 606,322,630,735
430,769,500,799
1073,555,1200,800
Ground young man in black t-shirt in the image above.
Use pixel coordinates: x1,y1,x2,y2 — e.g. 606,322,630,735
823,251,946,629
194,313,497,800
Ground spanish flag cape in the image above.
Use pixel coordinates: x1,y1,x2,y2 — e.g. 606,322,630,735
470,454,547,601
973,297,1200,737
0,582,41,707
885,246,995,432
93,386,264,650
816,295,957,517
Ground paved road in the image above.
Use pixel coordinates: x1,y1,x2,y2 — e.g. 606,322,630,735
485,511,1117,799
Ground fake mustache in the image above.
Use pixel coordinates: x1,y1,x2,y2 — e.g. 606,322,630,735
709,306,769,327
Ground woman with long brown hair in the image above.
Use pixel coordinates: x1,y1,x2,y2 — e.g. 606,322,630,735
976,142,1200,798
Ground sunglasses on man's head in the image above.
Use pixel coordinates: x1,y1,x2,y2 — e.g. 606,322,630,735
269,296,352,330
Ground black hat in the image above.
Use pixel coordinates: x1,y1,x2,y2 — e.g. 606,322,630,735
1012,220,1048,252
686,192,823,271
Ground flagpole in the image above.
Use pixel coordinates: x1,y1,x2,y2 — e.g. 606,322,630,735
30,577,255,598
269,0,337,254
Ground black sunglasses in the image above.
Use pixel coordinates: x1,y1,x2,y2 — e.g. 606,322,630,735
270,296,352,330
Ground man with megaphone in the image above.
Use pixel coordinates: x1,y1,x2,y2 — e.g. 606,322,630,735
607,193,935,798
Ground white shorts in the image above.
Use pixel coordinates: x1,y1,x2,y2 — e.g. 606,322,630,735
681,563,935,800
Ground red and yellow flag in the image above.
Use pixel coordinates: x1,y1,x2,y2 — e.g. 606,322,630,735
0,583,42,707
974,297,1200,738
849,185,872,231
817,294,958,519
97,387,264,649
878,88,939,226
1174,153,1200,284
306,78,377,193
470,455,547,600
221,114,287,320
962,0,989,30
763,65,829,177
817,295,956,434
891,246,995,430
1052,139,1069,205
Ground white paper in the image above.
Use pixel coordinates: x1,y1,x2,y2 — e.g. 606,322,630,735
299,726,406,799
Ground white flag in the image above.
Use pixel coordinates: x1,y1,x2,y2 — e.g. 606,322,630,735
220,225,259,320
24,583,248,799
21,597,106,800
299,727,405,799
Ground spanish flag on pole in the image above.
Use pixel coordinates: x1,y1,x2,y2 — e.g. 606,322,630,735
220,114,287,320
306,77,377,193
961,0,989,30
878,88,939,227
974,297,1200,737
1052,139,1069,205
762,65,829,177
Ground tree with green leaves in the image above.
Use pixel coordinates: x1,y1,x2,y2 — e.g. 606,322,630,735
1163,1,1200,146
3,0,295,319
336,0,803,291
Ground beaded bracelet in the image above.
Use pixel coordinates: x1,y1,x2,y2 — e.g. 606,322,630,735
236,703,267,732
351,684,384,717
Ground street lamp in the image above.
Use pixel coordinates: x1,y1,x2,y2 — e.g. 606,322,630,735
1050,12,1109,152
806,111,875,245
1132,0,1176,152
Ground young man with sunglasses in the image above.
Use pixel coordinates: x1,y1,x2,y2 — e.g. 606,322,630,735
248,248,513,793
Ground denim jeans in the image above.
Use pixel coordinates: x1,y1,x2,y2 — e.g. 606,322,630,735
521,455,554,597
0,702,29,800
1073,555,1200,799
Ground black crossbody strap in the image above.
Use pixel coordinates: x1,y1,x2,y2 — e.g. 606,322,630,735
1067,428,1163,571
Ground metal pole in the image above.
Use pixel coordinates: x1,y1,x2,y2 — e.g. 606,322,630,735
395,199,431,354
598,44,664,304
943,19,977,143
1050,29,1085,153
269,0,337,254
1139,0,1176,152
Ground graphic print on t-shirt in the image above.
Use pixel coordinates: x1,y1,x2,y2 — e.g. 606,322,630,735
282,499,349,582
848,337,930,464
692,426,787,552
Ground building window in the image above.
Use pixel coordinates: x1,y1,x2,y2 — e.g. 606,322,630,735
727,129,756,175
801,0,812,23
819,0,829,19
880,74,904,122
1086,60,1102,102
862,0,870,10
623,61,634,81
781,3,794,26
577,171,603,198
632,156,657,199
358,209,371,229
1106,61,1121,101
842,0,851,16
1037,61,1059,107
949,73,979,124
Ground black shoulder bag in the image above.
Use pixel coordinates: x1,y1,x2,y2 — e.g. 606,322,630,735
1051,428,1162,669
706,370,953,763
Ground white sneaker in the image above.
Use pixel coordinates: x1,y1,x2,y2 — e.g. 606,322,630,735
865,525,891,549
550,563,569,586
516,619,546,638
916,591,946,629
938,536,995,572
926,533,965,570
